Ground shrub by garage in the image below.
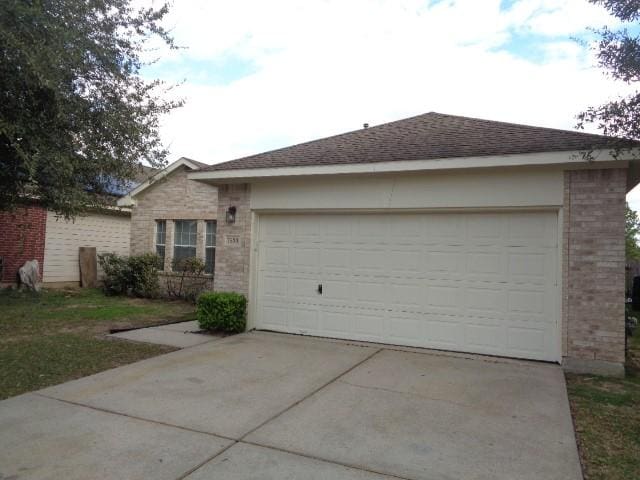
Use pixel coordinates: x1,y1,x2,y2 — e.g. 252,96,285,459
197,292,247,333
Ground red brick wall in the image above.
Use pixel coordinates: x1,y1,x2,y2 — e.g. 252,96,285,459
563,168,627,365
0,205,47,282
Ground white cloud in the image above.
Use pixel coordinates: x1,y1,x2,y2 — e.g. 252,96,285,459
514,0,619,36
137,0,633,189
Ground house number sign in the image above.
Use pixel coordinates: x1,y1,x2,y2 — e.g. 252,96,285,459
224,234,240,246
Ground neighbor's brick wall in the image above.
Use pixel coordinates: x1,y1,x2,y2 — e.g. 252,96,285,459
214,183,251,295
563,168,627,364
0,204,46,283
130,166,218,272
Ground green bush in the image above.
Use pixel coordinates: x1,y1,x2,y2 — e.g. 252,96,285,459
196,291,247,333
98,253,129,295
98,253,160,298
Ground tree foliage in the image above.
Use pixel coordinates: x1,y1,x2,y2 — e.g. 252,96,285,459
577,1,640,144
627,203,640,259
0,0,182,218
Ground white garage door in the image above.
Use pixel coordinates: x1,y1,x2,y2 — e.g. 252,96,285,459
256,211,559,362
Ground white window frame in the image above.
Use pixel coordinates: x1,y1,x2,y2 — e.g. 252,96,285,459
172,219,197,270
205,220,216,275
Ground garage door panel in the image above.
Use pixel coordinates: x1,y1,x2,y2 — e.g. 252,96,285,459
425,250,464,274
288,277,321,302
322,279,353,302
352,312,387,339
352,249,388,273
354,281,389,307
508,252,548,280
321,248,352,270
288,307,320,332
467,214,507,244
423,317,463,347
388,282,423,310
262,246,289,270
257,211,559,362
424,216,466,244
292,218,322,241
465,323,507,352
389,249,423,274
261,305,290,330
387,315,427,345
354,216,390,242
261,274,288,298
325,216,352,238
508,290,545,315
319,311,358,337
426,285,460,310
389,217,424,241
465,287,508,316
260,217,291,240
506,327,547,355
507,214,558,247
292,247,320,269
466,252,506,277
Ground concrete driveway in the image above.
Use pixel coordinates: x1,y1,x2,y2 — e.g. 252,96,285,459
0,332,582,480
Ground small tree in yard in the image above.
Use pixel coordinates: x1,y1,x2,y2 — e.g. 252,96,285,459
166,257,210,302
0,0,181,218
627,203,640,260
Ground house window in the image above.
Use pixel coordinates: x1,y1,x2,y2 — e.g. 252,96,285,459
173,220,197,268
155,220,166,269
205,220,216,274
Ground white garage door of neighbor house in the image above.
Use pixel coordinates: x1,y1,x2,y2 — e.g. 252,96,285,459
256,211,560,362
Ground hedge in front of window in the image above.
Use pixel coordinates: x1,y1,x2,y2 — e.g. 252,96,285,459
98,252,160,298
196,291,247,334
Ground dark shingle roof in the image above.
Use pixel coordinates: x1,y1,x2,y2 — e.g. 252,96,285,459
133,165,158,183
204,112,622,171
185,158,210,169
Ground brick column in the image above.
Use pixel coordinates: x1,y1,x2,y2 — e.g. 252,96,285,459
164,220,175,272
195,220,205,261
214,184,251,295
563,168,627,375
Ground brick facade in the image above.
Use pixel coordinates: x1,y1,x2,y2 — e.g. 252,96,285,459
129,165,218,279
563,168,627,373
213,184,251,295
0,204,47,283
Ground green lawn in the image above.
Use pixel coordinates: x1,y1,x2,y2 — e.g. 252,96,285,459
0,287,195,400
566,332,640,480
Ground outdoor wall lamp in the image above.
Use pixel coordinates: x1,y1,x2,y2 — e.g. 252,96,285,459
226,206,237,224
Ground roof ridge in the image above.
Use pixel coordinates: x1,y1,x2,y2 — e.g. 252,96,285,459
205,112,446,170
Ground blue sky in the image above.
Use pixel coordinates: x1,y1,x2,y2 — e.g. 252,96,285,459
137,0,639,207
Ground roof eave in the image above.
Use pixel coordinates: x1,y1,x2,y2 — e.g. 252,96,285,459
118,157,203,206
189,149,636,183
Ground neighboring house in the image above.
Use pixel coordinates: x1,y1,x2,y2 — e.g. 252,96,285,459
0,203,131,287
0,167,154,287
181,111,639,376
117,157,218,285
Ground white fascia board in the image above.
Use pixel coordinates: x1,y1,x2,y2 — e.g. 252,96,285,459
118,157,200,205
188,149,636,182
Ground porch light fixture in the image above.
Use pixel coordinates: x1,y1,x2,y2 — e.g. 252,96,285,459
226,206,237,224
